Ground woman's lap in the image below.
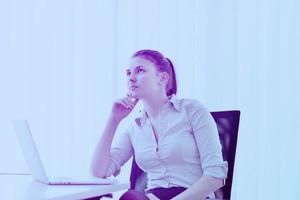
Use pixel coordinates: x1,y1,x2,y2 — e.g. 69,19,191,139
119,190,149,200
119,187,187,200
146,187,187,200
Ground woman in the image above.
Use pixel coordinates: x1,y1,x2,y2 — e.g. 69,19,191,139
90,49,228,200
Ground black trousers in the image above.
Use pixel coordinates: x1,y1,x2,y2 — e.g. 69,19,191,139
119,187,187,200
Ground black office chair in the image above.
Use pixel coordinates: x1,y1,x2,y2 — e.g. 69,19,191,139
211,110,240,199
93,110,240,200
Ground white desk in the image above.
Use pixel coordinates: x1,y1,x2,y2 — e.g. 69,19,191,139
0,174,129,200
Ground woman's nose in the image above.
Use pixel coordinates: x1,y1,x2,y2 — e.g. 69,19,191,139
129,73,136,82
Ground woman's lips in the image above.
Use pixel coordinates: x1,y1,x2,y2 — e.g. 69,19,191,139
130,86,138,90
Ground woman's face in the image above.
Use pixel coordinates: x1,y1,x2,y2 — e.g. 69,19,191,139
126,57,165,100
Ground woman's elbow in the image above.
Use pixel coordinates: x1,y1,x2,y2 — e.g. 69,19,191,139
90,165,107,178
213,177,225,190
204,175,225,191
90,170,106,178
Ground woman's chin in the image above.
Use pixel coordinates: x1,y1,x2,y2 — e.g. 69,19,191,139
129,91,138,98
131,94,140,99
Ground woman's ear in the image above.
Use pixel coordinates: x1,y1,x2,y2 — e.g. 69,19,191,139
159,72,169,85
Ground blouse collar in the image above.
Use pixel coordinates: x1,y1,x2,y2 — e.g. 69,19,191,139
134,94,182,127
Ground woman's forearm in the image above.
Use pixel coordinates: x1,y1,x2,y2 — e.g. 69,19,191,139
90,115,121,178
171,175,224,200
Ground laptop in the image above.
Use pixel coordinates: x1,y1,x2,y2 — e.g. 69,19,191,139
12,120,116,185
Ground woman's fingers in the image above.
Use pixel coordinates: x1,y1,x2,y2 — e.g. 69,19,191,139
122,98,132,107
120,98,134,109
132,98,139,105
116,99,127,108
126,93,139,105
124,95,138,106
116,92,139,110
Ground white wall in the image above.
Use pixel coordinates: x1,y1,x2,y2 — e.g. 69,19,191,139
0,0,299,199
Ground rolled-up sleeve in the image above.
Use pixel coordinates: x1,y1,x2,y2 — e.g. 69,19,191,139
187,101,228,179
105,126,134,177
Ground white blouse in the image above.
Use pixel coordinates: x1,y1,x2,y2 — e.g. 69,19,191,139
105,95,228,192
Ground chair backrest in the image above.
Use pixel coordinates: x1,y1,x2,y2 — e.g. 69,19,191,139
211,110,240,199
129,110,241,199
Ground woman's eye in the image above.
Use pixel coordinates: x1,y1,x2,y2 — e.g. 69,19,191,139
137,68,144,73
126,71,131,76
